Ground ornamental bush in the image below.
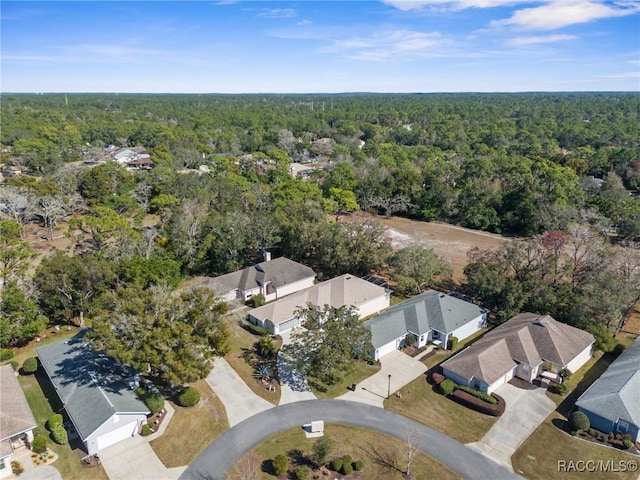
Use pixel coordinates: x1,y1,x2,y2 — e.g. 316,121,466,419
23,357,38,374
141,424,152,436
623,439,633,450
448,336,459,350
331,458,343,472
176,386,200,407
439,379,456,396
250,294,265,308
548,382,568,395
341,462,353,475
341,455,352,466
569,411,590,431
144,393,164,413
11,461,24,476
295,466,310,480
51,426,68,445
559,368,572,382
455,385,497,405
353,460,364,471
32,434,47,453
243,321,269,337
272,454,288,476
47,414,63,430
0,348,14,361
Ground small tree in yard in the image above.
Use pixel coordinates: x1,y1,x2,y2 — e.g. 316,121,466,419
176,386,200,407
47,414,63,431
32,434,47,453
51,426,68,445
559,368,572,382
404,334,417,348
272,454,288,476
295,466,310,480
312,437,333,467
570,411,590,432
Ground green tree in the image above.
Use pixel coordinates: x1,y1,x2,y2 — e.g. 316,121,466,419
0,220,36,284
0,281,48,347
388,243,452,295
312,437,334,467
68,206,140,255
324,188,359,219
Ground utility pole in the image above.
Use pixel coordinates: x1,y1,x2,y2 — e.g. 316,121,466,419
387,374,391,399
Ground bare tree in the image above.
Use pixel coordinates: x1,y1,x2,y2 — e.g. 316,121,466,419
228,452,261,480
35,195,73,240
404,430,419,477
0,187,33,234
134,181,153,213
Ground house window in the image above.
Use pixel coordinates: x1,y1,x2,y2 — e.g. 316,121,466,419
618,420,629,433
0,458,5,470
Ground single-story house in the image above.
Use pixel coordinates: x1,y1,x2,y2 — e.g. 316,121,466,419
0,365,37,478
575,336,640,441
364,290,487,361
442,313,595,394
248,274,391,335
188,255,316,303
36,331,150,455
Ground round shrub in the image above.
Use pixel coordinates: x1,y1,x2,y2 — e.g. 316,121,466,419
47,414,63,431
176,386,200,407
32,434,48,453
141,424,152,437
272,454,288,476
11,461,24,476
448,336,459,350
341,462,353,475
331,458,343,472
144,393,164,413
439,378,456,396
623,439,633,450
0,348,14,362
353,460,364,471
570,411,590,431
559,368,572,382
341,455,352,466
22,357,38,374
51,426,68,445
295,465,310,480
548,382,568,396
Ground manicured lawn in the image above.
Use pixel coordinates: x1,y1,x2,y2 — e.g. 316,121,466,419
234,424,461,480
4,327,79,369
150,379,229,468
383,373,497,443
308,361,380,399
511,411,638,480
224,314,282,405
18,372,108,480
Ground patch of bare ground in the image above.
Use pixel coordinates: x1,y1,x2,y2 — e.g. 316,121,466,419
621,301,640,335
375,215,512,283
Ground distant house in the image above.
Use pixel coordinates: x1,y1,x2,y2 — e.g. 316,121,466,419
248,274,391,335
188,256,316,303
364,290,487,361
36,331,150,455
576,337,640,442
442,313,594,394
106,145,153,169
0,366,36,479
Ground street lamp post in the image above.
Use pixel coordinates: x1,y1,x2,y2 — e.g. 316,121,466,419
387,374,391,399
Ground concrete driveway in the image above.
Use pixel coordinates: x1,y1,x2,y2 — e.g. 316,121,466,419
277,329,317,404
14,465,62,480
468,382,555,469
206,357,273,426
337,349,428,407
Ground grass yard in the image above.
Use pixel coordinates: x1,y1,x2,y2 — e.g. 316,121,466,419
224,315,282,405
384,373,496,444
232,424,461,480
18,372,108,480
4,326,79,368
308,361,380,399
511,411,638,480
150,379,229,468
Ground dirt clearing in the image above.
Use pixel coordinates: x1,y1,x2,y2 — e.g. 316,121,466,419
378,216,512,283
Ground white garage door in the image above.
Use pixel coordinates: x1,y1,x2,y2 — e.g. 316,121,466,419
376,340,398,360
96,421,138,451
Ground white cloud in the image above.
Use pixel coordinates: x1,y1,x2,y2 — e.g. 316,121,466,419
382,0,534,11
599,71,640,79
490,0,640,31
258,8,296,19
508,34,578,45
297,19,312,26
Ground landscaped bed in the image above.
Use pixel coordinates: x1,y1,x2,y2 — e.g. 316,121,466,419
431,371,505,417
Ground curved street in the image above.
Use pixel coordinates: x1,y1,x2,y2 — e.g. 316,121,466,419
180,399,523,480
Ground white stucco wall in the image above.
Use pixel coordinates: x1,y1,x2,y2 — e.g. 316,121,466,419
275,276,315,299
441,367,472,388
565,343,594,373
449,314,484,344
356,295,390,320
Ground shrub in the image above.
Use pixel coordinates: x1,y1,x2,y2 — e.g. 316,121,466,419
47,414,63,431
569,411,590,431
341,462,353,475
439,379,456,396
450,390,505,417
257,336,277,357
141,424,152,436
559,368,572,382
0,348,14,361
548,382,568,395
455,385,497,405
312,437,333,466
272,454,289,476
404,333,417,347
623,439,633,450
243,321,268,336
143,393,164,413
295,466,310,480
22,357,38,374
448,336,459,350
32,434,47,453
353,460,364,471
51,426,68,445
11,461,24,476
342,455,352,466
249,294,265,308
331,458,343,472
176,386,200,407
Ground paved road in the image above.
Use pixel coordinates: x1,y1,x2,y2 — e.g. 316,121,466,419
180,400,523,480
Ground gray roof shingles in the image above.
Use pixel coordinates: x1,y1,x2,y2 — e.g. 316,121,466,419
36,331,149,441
576,337,640,427
364,290,484,349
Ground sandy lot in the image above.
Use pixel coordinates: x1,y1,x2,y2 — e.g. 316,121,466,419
378,216,511,283
622,301,640,335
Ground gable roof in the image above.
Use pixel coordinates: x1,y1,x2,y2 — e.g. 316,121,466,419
364,290,484,349
189,257,315,296
576,336,640,427
249,274,387,325
36,331,149,441
0,365,37,441
442,313,594,385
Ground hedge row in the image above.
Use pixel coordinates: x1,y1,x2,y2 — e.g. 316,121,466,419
451,390,505,417
242,321,269,337
456,385,498,405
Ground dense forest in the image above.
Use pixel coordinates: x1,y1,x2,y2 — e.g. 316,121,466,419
1,93,639,383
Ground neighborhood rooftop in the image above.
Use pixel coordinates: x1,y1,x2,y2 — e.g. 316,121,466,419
0,364,37,457
36,331,149,442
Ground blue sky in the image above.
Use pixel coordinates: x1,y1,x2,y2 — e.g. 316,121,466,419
2,1,639,93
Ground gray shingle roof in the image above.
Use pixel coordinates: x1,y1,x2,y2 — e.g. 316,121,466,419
364,290,484,349
0,365,36,441
443,313,594,384
249,274,386,325
188,257,315,296
36,331,149,441
576,337,640,427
